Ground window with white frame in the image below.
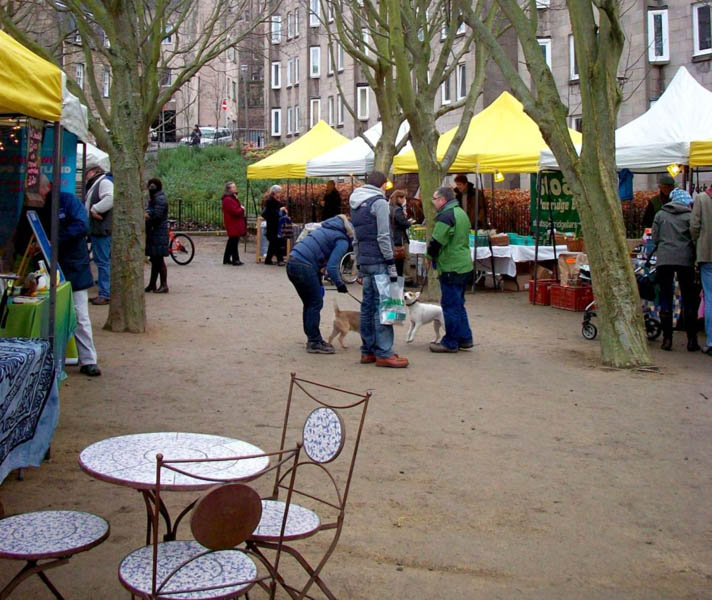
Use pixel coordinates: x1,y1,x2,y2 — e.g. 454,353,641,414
337,43,344,71
101,30,110,48
310,0,320,27
456,64,466,100
232,80,237,100
295,105,301,132
271,61,281,89
310,98,321,127
287,106,293,134
294,57,300,85
75,63,84,89
570,115,582,132
294,7,301,37
286,59,292,87
162,25,173,44
328,1,335,22
328,95,335,125
357,85,369,120
271,108,282,136
73,31,82,44
692,2,712,56
568,34,579,81
102,66,110,97
536,0,550,7
327,46,334,75
441,75,451,105
647,9,669,63
456,11,466,36
440,22,447,41
271,15,281,44
310,46,321,78
537,37,552,69
337,93,344,125
287,11,294,39
362,28,370,57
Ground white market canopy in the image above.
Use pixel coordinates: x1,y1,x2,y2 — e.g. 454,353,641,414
305,121,410,177
539,66,712,172
61,73,89,142
76,142,110,172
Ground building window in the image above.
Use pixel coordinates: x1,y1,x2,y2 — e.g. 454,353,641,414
295,105,301,132
287,106,293,134
232,80,237,100
327,46,334,75
328,95,335,125
75,63,84,89
536,0,550,7
357,86,369,120
538,37,552,69
271,61,281,89
162,25,173,45
692,2,712,57
337,93,344,125
159,68,172,86
294,7,301,37
310,0,320,27
310,98,321,127
362,28,370,57
440,23,447,41
647,9,669,63
294,57,300,85
271,108,282,136
441,75,451,105
287,11,294,40
456,64,466,100
328,2,335,22
73,31,82,44
570,115,582,132
286,59,292,87
271,15,282,44
337,43,344,71
310,46,321,78
568,34,579,81
101,30,110,48
102,67,110,97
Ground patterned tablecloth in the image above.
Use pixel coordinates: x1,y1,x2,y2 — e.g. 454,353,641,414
0,338,59,484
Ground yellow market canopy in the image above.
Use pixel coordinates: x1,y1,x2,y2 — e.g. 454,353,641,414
0,31,62,122
690,140,712,167
393,92,582,174
247,120,349,179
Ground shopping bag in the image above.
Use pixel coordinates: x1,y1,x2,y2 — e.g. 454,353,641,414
374,274,406,325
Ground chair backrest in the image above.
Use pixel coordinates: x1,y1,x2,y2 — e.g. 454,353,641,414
272,373,371,522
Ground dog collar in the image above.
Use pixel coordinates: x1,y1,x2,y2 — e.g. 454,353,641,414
405,297,418,306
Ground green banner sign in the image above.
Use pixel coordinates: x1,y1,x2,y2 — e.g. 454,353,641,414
530,172,582,239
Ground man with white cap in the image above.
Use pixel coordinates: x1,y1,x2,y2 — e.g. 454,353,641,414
262,184,284,266
84,158,113,305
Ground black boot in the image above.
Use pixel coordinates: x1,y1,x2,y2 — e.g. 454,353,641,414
687,328,701,352
660,312,673,351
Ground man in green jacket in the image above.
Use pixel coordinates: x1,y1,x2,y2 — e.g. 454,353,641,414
426,187,474,353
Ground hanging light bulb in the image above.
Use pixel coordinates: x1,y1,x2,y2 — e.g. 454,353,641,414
494,170,505,183
385,179,394,190
666,163,681,177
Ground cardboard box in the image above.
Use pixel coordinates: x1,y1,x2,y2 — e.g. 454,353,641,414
502,273,531,291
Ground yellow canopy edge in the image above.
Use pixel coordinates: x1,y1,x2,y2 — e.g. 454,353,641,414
247,120,349,179
393,92,582,174
690,140,712,167
0,31,62,122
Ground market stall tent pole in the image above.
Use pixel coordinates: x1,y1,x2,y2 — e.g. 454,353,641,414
48,123,63,360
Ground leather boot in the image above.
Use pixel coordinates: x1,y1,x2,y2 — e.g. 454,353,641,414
687,326,701,352
660,312,673,351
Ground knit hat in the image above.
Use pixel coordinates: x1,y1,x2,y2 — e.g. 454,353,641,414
669,188,692,206
657,174,675,186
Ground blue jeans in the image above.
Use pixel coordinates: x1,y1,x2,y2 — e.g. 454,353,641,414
91,235,111,298
701,262,712,347
287,261,324,344
359,263,394,358
440,281,473,350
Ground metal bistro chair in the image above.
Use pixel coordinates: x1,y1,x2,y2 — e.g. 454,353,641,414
118,444,302,600
247,373,371,600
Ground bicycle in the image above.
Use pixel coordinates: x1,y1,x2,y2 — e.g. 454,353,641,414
167,220,195,265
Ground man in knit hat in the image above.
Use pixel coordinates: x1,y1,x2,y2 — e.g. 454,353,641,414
642,174,675,228
84,157,113,305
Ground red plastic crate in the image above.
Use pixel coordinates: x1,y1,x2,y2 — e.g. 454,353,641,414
529,279,558,305
549,284,594,311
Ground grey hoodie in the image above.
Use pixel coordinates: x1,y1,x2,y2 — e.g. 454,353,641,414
652,200,695,267
349,184,393,262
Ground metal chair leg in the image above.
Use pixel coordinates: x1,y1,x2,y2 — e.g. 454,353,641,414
0,558,68,599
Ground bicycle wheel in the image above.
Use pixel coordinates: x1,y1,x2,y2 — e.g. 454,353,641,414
169,233,195,265
645,317,662,340
339,251,358,284
582,321,598,340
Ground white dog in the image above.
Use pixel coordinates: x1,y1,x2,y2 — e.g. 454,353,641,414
404,291,444,343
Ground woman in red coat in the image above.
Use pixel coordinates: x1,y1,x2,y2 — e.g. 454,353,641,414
221,181,247,265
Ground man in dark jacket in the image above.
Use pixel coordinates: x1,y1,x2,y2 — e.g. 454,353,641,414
39,176,101,376
287,215,352,353
454,174,488,229
320,180,342,221
262,185,284,265
642,174,675,228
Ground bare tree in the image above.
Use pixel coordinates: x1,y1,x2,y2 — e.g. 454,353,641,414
1,0,276,332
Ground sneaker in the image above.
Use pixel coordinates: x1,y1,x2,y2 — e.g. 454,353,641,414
458,340,474,350
375,354,409,368
90,296,110,305
79,364,102,376
306,341,335,354
429,342,458,353
360,354,376,364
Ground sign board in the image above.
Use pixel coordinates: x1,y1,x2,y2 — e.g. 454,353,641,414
221,99,228,111
530,171,582,240
40,129,77,195
26,210,65,282
24,121,43,203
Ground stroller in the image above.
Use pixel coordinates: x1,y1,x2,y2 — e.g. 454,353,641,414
580,256,662,341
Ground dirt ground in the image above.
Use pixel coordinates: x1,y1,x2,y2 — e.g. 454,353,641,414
1,236,711,599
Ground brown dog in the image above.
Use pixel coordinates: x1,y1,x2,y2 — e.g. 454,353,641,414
327,300,360,349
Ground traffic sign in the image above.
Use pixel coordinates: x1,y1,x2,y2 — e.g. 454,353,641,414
221,99,228,111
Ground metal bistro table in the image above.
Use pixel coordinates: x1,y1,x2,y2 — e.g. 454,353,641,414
78,432,269,543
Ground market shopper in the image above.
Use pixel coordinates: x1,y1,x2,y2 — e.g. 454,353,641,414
643,174,676,228
145,178,169,293
39,176,101,376
262,185,284,266
426,186,474,353
320,180,342,221
350,171,408,368
691,184,712,355
221,181,246,266
454,174,488,229
279,206,294,257
190,124,201,148
286,215,353,354
389,189,411,277
84,159,113,305
652,187,699,351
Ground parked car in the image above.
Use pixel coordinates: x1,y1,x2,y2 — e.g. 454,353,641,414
179,126,232,146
